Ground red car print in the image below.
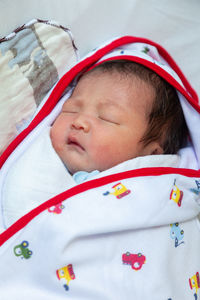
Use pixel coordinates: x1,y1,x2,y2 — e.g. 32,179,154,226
48,202,65,214
122,251,146,270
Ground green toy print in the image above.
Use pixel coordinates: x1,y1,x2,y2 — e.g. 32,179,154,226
14,240,33,259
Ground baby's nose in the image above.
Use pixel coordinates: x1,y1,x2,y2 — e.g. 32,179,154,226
71,114,90,132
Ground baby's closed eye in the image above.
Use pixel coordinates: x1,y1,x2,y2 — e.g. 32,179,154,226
98,115,120,125
63,110,78,114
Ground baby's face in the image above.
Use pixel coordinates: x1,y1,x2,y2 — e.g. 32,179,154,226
50,70,156,174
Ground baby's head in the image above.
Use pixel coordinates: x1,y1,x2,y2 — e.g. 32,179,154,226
50,60,187,174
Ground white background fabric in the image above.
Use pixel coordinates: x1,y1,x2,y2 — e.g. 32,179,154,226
0,0,199,97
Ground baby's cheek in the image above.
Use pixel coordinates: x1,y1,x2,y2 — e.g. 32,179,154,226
50,127,65,154
50,128,58,150
92,144,117,170
94,142,113,157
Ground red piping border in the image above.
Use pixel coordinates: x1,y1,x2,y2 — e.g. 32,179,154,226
0,166,200,246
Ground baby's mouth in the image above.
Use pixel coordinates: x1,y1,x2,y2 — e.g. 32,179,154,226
67,137,85,151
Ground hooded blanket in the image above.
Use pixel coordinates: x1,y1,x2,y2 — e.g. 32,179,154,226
0,36,200,300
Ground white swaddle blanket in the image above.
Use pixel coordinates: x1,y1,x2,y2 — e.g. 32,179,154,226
0,35,200,299
2,127,76,227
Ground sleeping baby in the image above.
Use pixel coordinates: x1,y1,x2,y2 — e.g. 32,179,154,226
2,60,187,227
51,60,187,174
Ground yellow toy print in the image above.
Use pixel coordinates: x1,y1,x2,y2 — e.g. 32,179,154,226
103,182,131,199
56,264,75,291
170,179,183,207
189,272,200,300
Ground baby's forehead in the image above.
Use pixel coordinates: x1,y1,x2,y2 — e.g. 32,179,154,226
84,67,155,102
78,67,154,91
67,69,154,116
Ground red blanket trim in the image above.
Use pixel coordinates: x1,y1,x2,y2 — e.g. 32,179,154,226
0,166,199,246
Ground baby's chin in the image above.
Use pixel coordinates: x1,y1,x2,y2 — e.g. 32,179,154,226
64,156,121,175
65,162,97,175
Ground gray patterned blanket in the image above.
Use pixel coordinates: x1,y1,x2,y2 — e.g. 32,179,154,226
0,19,78,154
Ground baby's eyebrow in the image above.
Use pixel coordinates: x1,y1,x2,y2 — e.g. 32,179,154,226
63,98,124,111
62,98,80,107
98,99,124,111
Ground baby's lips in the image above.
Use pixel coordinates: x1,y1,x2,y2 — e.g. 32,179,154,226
67,135,85,151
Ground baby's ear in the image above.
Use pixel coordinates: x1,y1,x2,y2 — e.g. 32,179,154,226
151,145,164,155
142,141,164,156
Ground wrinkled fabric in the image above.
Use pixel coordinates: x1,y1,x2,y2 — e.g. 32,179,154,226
0,36,200,299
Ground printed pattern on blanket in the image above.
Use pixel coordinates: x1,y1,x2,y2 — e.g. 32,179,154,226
0,19,78,155
0,170,200,299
